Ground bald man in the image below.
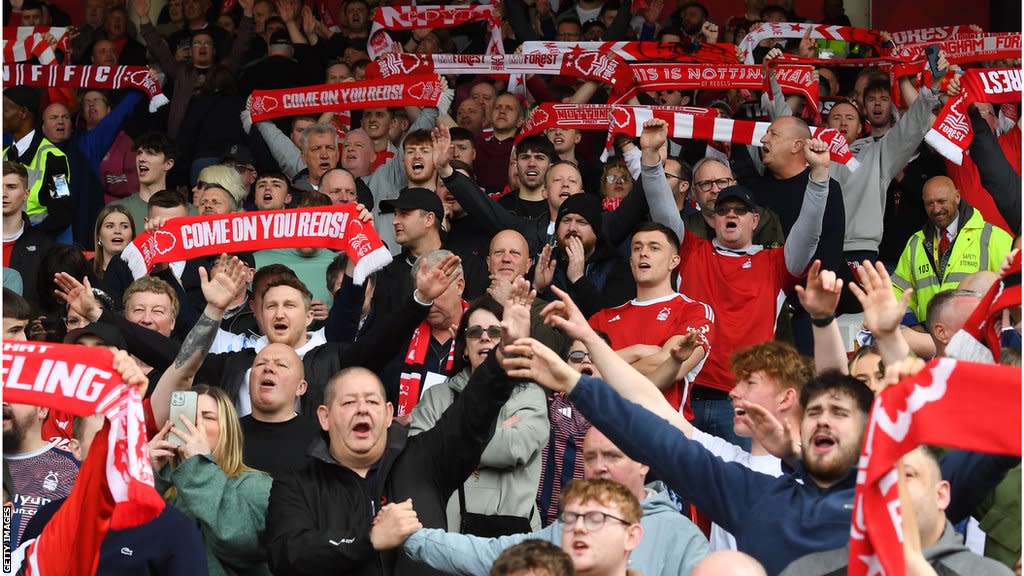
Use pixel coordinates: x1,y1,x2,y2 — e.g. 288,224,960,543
239,343,320,476
692,551,767,576
893,175,1012,325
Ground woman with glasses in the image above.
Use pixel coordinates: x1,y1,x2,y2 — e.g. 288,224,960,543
600,161,635,212
410,295,549,535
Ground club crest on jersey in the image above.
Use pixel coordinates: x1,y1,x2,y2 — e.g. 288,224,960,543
43,470,59,491
656,307,672,321
742,259,752,269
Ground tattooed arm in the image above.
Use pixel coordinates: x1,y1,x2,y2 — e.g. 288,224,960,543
150,256,248,427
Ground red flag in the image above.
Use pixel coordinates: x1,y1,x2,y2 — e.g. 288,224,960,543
848,358,1022,575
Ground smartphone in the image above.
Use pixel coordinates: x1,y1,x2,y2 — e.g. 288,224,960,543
168,391,198,447
925,44,946,78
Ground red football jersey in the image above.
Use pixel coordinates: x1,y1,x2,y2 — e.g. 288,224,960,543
676,231,799,393
590,293,715,412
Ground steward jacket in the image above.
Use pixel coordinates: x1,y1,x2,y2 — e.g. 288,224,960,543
3,131,72,235
263,353,517,576
893,201,1012,323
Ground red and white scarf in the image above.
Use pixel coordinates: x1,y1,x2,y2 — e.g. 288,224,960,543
248,75,443,123
120,206,392,285
368,5,504,61
739,22,885,64
2,26,69,64
888,25,982,46
605,105,860,170
627,62,818,111
849,357,1022,576
891,33,1021,68
3,64,169,112
946,251,1021,363
367,52,635,103
925,68,1023,165
397,299,468,417
521,40,740,64
1,341,165,529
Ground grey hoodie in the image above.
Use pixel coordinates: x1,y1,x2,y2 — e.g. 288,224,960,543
403,482,710,576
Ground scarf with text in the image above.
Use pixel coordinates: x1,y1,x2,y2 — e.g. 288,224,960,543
120,206,391,285
520,40,741,64
925,68,1022,165
627,62,818,112
3,64,169,112
249,75,443,123
891,33,1021,68
889,25,982,45
367,52,635,103
848,357,1022,576
946,251,1021,363
368,5,503,61
1,342,165,529
397,299,469,417
2,26,69,64
739,22,885,64
605,105,860,170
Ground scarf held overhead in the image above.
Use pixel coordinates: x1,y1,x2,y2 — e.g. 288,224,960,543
926,68,1022,164
1,341,165,529
520,40,741,64
2,26,69,64
120,206,392,285
739,22,885,64
848,358,1022,576
368,5,503,60
248,75,443,123
3,64,169,112
604,105,860,170
628,62,818,111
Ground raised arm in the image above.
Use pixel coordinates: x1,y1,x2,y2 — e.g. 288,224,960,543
222,0,255,72
638,119,686,241
134,0,181,79
849,260,912,367
795,260,849,374
252,112,306,178
435,126,524,234
968,108,1021,234
782,138,831,276
403,527,539,575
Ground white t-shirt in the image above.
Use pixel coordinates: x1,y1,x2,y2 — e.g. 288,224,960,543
692,429,783,551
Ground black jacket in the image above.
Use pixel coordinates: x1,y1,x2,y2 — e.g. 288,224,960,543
7,214,54,312
264,353,516,575
195,294,431,415
369,249,489,323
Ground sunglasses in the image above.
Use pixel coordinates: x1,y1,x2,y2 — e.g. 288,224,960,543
604,174,630,185
712,205,752,217
466,325,502,340
567,350,591,363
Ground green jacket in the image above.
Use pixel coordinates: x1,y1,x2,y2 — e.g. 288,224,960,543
975,466,1021,570
893,203,1012,323
157,455,273,576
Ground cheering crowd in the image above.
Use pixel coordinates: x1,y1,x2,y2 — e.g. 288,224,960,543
1,0,1022,574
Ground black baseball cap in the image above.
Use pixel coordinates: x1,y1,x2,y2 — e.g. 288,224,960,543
64,323,128,350
715,185,758,210
379,187,444,221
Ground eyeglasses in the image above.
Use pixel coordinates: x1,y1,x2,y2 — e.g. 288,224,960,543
712,205,752,217
192,40,213,47
466,325,502,340
694,177,735,193
559,510,630,531
567,350,591,363
233,163,256,174
664,173,683,182
604,174,630,185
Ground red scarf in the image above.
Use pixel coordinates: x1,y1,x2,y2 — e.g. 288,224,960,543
627,62,818,112
521,40,740,64
367,52,635,103
4,64,169,112
946,251,1021,363
2,26,70,64
120,206,392,285
889,25,983,45
1,342,165,529
891,33,1021,68
926,68,1022,165
739,22,885,64
849,358,1022,576
249,75,443,123
397,300,469,417
368,5,503,60
604,105,860,170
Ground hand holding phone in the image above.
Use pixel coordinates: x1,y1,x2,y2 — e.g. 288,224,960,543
168,391,198,447
925,44,946,78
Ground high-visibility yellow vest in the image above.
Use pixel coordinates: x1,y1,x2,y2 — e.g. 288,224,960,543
3,138,69,219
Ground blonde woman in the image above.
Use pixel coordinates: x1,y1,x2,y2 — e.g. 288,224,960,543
92,204,135,278
149,385,272,576
192,164,247,210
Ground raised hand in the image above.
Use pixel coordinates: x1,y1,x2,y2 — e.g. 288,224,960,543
112,349,148,396
147,421,177,471
877,356,927,393
200,254,247,312
736,400,800,463
131,0,150,21
53,272,103,323
175,411,212,460
431,125,453,178
144,215,174,233
804,137,831,181
564,236,586,283
700,20,719,44
370,499,422,550
798,26,815,57
539,285,593,342
502,337,581,393
415,254,462,302
532,244,556,294
848,260,911,337
639,118,669,153
794,260,842,320
310,300,330,321
763,46,783,62
501,277,535,345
